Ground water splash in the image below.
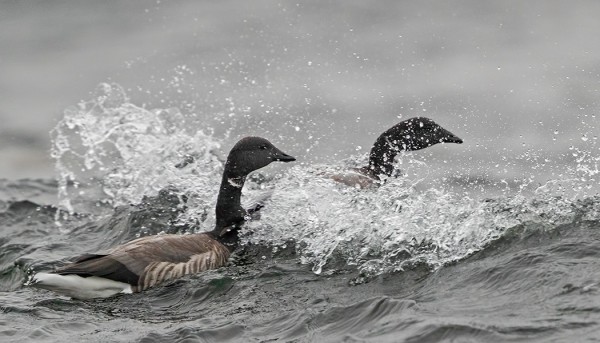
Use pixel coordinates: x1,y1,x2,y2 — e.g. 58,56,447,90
243,159,600,278
51,83,223,218
49,83,600,279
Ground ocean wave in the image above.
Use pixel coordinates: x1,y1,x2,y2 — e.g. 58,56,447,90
44,82,600,282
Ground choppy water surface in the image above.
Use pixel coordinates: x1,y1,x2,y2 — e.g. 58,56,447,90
0,85,599,342
3,1,600,341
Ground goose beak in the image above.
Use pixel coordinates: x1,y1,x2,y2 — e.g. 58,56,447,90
273,150,296,162
444,135,463,144
440,129,463,144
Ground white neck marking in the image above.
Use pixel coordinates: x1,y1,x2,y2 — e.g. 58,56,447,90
228,178,243,188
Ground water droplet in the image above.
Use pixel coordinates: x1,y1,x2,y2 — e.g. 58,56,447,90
581,135,589,142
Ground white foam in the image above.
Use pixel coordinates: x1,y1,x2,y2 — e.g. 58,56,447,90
30,272,132,300
243,162,600,277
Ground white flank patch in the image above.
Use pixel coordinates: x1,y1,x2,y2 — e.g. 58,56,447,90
30,272,132,300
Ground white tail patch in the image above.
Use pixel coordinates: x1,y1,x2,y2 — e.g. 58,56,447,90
30,272,133,300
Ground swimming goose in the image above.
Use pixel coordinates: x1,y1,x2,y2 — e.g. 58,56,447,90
330,117,463,188
30,137,295,299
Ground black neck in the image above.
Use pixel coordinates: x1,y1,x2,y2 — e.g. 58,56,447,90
365,134,404,178
212,172,247,244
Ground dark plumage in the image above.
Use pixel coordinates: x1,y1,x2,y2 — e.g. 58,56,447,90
30,137,295,299
330,117,463,188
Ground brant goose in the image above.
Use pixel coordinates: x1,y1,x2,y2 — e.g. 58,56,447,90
330,117,463,188
30,137,295,299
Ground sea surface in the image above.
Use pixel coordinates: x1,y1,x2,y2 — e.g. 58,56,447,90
2,1,600,342
1,84,599,342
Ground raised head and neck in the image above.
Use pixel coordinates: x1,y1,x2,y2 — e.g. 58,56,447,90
363,117,463,179
212,136,295,248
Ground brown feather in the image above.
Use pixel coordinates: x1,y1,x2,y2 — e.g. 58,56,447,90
56,233,231,292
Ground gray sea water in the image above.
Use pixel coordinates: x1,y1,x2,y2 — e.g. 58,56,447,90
1,1,600,342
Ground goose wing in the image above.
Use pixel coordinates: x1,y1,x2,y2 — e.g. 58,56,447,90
54,233,230,291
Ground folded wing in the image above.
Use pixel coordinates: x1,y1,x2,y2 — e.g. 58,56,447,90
55,233,231,292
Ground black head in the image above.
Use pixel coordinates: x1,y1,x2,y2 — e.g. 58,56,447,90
224,137,295,177
367,117,463,178
383,117,463,151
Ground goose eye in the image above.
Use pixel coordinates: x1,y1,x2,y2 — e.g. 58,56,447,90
260,145,268,150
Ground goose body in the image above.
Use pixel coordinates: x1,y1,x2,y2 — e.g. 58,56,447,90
30,137,295,299
330,168,378,189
